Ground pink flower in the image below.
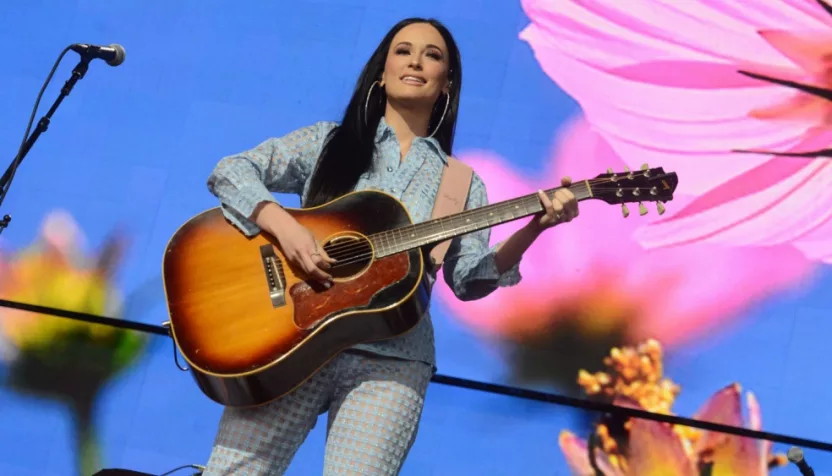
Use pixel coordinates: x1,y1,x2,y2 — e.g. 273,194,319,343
519,0,832,262
436,116,814,348
560,341,786,475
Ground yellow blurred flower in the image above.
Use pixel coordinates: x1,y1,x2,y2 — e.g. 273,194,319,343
0,211,123,353
0,210,147,476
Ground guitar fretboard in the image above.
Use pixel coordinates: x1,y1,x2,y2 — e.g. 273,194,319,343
370,182,593,257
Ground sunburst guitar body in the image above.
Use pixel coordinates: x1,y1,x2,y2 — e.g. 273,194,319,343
163,191,429,407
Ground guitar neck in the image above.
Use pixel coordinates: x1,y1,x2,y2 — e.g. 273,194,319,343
371,181,594,257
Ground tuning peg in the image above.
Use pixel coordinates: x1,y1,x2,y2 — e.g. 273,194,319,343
657,202,666,215
621,204,630,218
639,202,648,216
640,163,649,170
606,167,613,174
623,166,630,172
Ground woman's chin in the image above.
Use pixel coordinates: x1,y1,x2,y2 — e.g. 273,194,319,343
388,92,440,110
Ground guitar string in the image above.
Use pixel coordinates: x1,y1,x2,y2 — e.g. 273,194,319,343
312,174,667,259
322,190,668,269
282,173,666,259
313,183,673,271
306,182,590,258
307,181,673,269
312,179,597,259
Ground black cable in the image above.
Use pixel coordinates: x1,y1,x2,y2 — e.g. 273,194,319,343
158,464,205,476
0,46,72,214
435,374,832,452
2,298,832,453
0,299,169,335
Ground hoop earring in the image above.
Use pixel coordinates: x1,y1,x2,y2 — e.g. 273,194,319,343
364,81,381,126
428,93,450,138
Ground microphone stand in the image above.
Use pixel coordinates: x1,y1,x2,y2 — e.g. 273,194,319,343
0,53,93,236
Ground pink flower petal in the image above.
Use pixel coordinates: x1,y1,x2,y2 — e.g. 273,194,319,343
613,61,765,89
747,392,773,470
521,0,832,68
520,0,822,69
558,430,624,476
759,30,832,74
691,384,765,475
693,384,744,443
627,418,697,476
518,29,799,195
520,0,832,262
632,130,832,251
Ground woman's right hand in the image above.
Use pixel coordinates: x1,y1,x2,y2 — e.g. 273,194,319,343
253,202,336,287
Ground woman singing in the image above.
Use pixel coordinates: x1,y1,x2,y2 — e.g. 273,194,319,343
203,17,578,475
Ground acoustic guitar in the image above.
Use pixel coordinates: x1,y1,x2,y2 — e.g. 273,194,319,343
162,165,677,407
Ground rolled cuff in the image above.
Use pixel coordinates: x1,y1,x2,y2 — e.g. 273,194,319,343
451,244,523,301
477,245,522,287
219,185,277,236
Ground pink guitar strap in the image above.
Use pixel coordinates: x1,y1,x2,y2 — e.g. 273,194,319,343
428,156,474,271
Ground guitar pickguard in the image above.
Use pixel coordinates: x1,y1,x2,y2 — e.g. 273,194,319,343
290,252,412,330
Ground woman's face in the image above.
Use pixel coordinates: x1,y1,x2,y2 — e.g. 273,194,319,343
381,23,451,111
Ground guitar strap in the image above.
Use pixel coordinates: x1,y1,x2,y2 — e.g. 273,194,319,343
428,156,474,272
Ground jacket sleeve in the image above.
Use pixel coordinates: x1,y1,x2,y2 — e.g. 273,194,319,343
206,121,336,236
441,172,522,301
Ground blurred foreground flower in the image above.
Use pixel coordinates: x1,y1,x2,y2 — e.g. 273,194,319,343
559,340,787,475
0,211,148,476
519,0,832,261
437,116,814,392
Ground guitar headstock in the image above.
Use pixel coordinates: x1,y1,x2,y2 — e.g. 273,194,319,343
588,164,678,217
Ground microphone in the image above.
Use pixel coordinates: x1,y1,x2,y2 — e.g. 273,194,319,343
70,43,126,67
787,447,815,476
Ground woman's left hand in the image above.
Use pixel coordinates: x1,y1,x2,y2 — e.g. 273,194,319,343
531,176,579,231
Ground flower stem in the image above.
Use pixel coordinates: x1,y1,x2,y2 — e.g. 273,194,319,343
72,400,101,476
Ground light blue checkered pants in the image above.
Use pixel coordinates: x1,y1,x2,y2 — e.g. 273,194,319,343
202,350,433,475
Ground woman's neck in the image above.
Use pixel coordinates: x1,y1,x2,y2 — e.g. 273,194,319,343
383,101,432,148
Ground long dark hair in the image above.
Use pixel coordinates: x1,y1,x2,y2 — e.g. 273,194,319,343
304,17,462,207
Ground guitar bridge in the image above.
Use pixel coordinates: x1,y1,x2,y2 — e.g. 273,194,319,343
260,244,286,308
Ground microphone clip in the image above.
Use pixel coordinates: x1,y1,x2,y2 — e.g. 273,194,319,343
70,43,126,67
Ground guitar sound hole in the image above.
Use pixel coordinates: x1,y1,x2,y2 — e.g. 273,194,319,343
322,234,373,280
